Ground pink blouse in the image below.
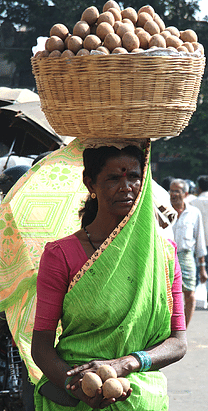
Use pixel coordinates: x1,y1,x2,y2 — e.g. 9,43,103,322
34,235,186,331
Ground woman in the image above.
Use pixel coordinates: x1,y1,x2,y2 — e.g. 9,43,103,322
31,141,187,410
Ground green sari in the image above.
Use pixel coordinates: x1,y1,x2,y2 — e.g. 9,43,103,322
34,141,175,411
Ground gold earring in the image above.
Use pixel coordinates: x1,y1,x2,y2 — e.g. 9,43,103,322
91,193,96,199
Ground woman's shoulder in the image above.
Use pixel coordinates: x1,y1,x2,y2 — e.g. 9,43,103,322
45,234,81,252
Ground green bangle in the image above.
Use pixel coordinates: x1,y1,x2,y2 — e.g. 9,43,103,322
64,376,77,399
131,351,152,372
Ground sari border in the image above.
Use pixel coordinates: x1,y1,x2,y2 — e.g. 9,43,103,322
68,138,151,292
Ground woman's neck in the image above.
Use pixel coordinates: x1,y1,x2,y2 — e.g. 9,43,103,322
86,213,123,242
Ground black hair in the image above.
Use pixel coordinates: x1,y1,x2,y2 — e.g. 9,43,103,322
79,145,145,227
196,175,208,192
161,176,174,192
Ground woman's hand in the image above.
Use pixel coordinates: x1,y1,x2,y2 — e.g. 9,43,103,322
67,379,132,409
67,356,139,381
66,357,134,408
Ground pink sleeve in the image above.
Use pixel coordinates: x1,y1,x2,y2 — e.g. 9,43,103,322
169,240,186,331
34,243,69,331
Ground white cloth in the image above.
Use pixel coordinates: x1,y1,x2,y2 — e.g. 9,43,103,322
190,192,208,246
172,203,207,258
152,180,177,240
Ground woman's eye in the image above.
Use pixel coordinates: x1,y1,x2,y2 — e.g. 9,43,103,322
130,174,141,180
108,176,119,181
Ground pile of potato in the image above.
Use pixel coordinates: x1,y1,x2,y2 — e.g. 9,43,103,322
81,365,130,398
34,0,204,58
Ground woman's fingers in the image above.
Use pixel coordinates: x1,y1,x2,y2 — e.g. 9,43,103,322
67,363,90,376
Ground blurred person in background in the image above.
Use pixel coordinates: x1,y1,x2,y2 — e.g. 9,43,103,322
0,165,30,199
184,179,196,203
161,176,174,192
190,175,208,284
170,178,207,327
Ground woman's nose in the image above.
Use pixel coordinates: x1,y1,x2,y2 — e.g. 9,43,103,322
119,179,132,191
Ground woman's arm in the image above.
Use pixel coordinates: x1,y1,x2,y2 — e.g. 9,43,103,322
31,329,130,409
66,329,187,381
31,329,72,390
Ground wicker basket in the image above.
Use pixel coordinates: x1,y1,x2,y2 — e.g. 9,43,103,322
31,54,205,143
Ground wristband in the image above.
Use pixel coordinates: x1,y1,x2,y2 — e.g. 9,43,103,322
64,376,77,399
199,262,206,267
131,351,152,372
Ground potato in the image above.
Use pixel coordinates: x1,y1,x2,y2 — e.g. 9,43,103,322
104,32,122,51
138,5,155,19
160,30,171,40
67,35,83,53
166,35,183,48
45,36,65,52
76,48,90,56
96,46,110,54
49,50,61,58
35,50,50,59
135,30,151,49
112,47,128,54
96,22,114,41
166,26,180,37
153,14,165,32
192,42,204,54
137,12,153,28
122,18,135,28
103,0,120,12
108,7,122,21
61,49,75,58
149,34,166,48
83,34,102,50
183,42,195,53
117,377,131,393
82,372,102,397
131,48,144,53
177,45,189,52
116,22,134,38
50,23,69,40
114,21,123,32
121,7,138,25
81,6,99,25
180,29,198,43
103,378,123,399
64,34,72,48
34,51,42,58
96,365,117,381
135,27,145,35
144,20,160,35
122,32,140,51
97,11,115,26
73,21,90,39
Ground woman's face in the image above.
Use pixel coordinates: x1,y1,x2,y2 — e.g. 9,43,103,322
91,155,142,219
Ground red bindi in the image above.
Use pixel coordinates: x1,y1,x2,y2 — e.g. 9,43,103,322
122,168,126,177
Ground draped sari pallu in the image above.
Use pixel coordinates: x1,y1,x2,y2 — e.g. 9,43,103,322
35,142,175,411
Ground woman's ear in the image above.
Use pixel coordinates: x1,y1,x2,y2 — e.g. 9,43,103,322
83,176,95,195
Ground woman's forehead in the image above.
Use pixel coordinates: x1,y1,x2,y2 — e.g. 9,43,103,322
104,155,141,170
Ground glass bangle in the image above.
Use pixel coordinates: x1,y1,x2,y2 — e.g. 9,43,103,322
131,351,152,372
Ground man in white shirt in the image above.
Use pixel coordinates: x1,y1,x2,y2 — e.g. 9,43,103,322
190,175,208,254
170,179,207,327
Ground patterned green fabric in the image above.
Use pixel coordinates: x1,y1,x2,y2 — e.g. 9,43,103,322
0,140,88,383
34,159,175,411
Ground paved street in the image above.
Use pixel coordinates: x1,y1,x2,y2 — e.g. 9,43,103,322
163,308,208,410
